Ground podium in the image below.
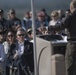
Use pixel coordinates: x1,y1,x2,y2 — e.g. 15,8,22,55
36,34,67,75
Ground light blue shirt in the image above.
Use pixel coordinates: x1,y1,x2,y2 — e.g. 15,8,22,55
17,42,24,56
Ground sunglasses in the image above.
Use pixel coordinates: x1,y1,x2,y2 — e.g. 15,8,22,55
17,34,25,36
8,35,14,37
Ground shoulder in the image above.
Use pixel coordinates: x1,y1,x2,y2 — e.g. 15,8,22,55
24,40,33,49
15,17,21,22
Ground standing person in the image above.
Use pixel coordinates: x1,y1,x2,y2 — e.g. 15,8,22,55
49,10,60,34
8,9,21,33
0,9,9,40
41,8,51,22
48,0,76,75
22,11,32,30
36,11,49,35
15,28,34,75
0,9,9,32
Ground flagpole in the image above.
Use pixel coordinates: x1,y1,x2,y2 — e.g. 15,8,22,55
31,0,38,75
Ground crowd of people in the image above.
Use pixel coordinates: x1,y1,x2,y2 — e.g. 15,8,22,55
0,7,70,37
48,0,76,75
0,4,70,75
0,0,76,75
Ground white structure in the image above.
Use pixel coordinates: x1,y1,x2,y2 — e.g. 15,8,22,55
36,36,67,75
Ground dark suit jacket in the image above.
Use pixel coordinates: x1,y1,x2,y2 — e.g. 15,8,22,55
20,40,34,72
6,43,16,62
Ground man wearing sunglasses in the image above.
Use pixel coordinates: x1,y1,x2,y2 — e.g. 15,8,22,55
14,28,34,75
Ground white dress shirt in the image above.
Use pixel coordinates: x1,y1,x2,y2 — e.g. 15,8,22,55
0,43,5,62
3,41,9,54
17,42,24,56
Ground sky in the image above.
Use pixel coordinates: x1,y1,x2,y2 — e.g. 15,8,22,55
0,0,71,19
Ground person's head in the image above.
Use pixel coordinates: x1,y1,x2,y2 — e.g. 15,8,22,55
7,12,11,20
51,10,59,21
27,28,33,40
29,11,37,19
0,9,4,20
16,28,26,43
8,9,16,19
65,9,71,17
6,29,15,44
70,0,76,13
24,11,30,19
37,11,45,21
41,8,47,16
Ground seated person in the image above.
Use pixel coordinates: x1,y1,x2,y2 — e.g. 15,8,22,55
0,32,5,74
4,28,34,75
3,29,16,75
15,28,34,75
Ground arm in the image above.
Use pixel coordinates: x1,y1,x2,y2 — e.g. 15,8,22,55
48,15,72,31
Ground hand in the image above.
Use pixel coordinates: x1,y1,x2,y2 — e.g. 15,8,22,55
13,54,18,60
15,24,21,30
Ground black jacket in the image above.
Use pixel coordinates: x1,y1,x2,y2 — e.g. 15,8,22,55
21,40,34,72
15,40,34,73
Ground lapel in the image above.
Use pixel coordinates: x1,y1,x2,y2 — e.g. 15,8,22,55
24,40,30,53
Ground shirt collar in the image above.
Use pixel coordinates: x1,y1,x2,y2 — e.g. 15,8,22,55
18,42,24,46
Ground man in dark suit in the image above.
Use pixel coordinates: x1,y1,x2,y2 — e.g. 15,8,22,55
15,28,34,75
48,1,76,75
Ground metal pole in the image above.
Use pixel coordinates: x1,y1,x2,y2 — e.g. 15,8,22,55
30,0,38,75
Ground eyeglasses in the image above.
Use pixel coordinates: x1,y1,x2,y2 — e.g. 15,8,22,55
7,35,14,37
17,34,25,36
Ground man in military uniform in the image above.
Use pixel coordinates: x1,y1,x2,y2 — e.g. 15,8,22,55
48,1,76,75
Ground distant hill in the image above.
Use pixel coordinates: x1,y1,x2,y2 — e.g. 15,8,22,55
0,0,71,19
